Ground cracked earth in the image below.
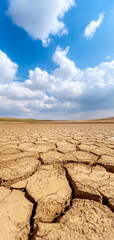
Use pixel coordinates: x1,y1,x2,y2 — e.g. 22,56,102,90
0,123,114,240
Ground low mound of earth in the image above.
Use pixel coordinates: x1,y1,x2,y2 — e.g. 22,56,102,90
82,117,114,123
0,117,114,123
0,122,114,239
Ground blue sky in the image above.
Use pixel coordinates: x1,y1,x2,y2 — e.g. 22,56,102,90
0,0,114,120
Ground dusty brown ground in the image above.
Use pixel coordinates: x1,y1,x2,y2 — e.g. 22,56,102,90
0,123,114,240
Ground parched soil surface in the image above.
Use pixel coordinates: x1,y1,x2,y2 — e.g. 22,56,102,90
0,123,114,240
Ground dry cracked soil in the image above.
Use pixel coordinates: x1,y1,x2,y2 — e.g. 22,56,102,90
0,122,114,240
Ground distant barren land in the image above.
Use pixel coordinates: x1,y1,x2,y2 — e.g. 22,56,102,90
0,119,114,239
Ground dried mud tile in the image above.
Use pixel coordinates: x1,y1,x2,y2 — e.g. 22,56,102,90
40,150,77,165
34,199,114,240
40,150,64,164
79,144,114,156
95,155,114,173
33,143,56,153
65,163,114,207
11,179,28,189
72,151,98,165
0,152,39,164
0,147,20,155
25,165,72,223
0,190,33,240
0,187,11,202
16,142,34,150
0,157,41,187
65,164,101,202
56,141,76,153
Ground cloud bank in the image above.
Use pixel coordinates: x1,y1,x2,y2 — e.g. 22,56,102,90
0,50,18,83
0,47,114,119
83,13,104,39
7,0,75,46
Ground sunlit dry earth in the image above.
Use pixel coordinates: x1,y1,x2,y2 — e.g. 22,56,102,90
0,122,114,240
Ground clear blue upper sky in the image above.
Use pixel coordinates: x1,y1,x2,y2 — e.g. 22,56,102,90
0,0,114,119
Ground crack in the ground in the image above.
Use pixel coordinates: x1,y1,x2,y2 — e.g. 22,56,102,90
93,162,114,173
64,166,101,203
75,146,100,157
45,163,97,225
63,165,114,215
65,139,80,146
28,202,38,239
55,143,58,149
63,160,91,166
0,141,113,239
32,165,74,226
0,189,13,203
91,154,102,166
38,156,44,165
98,190,114,213
52,202,71,223
56,149,65,154
10,186,38,240
42,167,74,225
76,144,113,158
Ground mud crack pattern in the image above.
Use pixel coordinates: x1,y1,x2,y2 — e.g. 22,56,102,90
0,123,114,240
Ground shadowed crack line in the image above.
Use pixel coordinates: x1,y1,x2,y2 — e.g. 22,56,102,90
92,155,102,166
63,160,92,166
0,189,13,203
10,186,38,240
38,165,74,224
56,149,65,154
64,166,101,203
75,146,100,158
93,161,114,173
23,188,38,240
98,190,114,213
38,156,44,165
64,164,114,214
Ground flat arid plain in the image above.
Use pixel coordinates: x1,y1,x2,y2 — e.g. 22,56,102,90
0,119,114,240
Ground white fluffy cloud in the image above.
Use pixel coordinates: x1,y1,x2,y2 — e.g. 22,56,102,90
0,82,43,100
0,48,114,119
24,67,52,91
52,46,82,81
0,50,18,83
83,13,104,39
7,0,75,46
